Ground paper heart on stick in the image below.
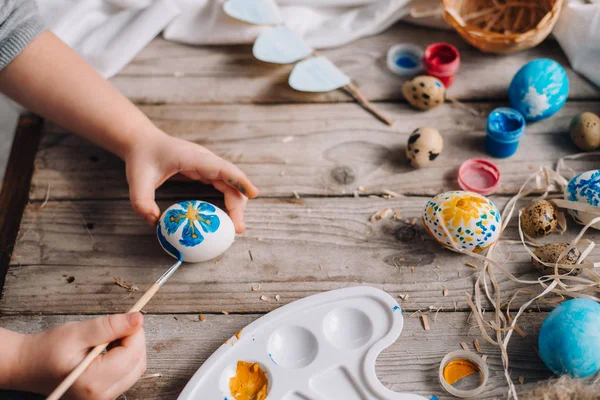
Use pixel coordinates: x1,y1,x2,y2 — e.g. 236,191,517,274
253,26,312,64
223,0,282,25
289,56,351,93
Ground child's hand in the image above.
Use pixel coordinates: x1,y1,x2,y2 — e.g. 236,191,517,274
13,313,146,399
125,129,259,233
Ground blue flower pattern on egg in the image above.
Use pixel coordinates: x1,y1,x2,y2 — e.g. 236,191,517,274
508,59,569,121
164,201,221,247
566,170,600,228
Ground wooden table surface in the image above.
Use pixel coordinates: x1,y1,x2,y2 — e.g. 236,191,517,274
1,23,599,399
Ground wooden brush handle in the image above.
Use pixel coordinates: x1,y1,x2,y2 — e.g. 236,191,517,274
46,283,161,400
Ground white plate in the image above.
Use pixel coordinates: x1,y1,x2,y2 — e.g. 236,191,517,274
178,286,431,400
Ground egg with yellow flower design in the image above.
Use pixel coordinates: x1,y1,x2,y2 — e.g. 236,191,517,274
422,191,501,253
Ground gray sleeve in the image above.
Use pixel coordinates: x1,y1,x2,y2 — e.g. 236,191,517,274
0,0,45,71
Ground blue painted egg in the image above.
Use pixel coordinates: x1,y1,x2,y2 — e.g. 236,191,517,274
422,191,502,253
564,169,600,230
508,59,569,121
539,299,600,378
157,201,235,263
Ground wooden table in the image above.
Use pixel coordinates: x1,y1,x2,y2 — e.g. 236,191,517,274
1,23,599,399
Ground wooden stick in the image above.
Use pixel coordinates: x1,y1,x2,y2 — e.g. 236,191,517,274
47,260,182,400
344,83,395,126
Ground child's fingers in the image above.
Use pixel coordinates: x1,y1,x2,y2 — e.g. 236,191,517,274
213,180,248,233
84,328,146,399
128,169,161,226
190,153,259,199
77,313,143,347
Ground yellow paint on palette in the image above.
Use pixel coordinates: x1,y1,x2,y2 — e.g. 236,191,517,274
443,359,480,385
229,361,268,400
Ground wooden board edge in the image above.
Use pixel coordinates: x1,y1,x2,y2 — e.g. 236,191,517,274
0,115,44,296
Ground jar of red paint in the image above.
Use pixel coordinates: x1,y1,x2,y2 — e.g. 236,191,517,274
423,43,460,88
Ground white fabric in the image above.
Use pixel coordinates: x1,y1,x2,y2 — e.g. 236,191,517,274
163,0,438,48
35,0,180,78
553,1,600,87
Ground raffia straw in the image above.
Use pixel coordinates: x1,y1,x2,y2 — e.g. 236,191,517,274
433,156,600,399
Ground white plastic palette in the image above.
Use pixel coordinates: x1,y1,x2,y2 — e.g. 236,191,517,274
178,287,430,400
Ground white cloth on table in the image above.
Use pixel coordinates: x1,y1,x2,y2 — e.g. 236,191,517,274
35,0,180,78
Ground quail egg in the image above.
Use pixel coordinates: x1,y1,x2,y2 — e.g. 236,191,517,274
532,243,582,276
520,200,558,238
402,75,445,110
570,112,600,151
406,127,443,168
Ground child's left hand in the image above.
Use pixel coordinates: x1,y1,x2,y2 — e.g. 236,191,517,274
124,129,259,233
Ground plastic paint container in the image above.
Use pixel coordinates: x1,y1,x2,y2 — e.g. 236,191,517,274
387,44,424,76
458,158,501,196
485,107,526,158
423,43,460,87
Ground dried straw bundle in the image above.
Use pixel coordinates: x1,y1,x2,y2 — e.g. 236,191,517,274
523,376,600,400
434,152,600,399
442,0,564,53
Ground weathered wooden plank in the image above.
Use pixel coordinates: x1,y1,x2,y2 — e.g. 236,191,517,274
2,197,598,314
0,312,551,399
110,23,599,104
28,101,600,201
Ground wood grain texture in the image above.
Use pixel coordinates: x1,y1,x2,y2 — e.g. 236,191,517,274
0,312,551,400
28,102,600,200
3,197,598,314
110,23,600,104
0,116,44,294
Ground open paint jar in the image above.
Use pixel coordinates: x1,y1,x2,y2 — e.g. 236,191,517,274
485,107,526,158
424,43,460,87
439,350,489,398
387,44,424,76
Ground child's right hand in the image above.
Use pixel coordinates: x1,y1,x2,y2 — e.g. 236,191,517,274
11,312,146,399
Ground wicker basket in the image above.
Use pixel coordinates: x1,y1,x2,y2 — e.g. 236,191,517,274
442,0,564,54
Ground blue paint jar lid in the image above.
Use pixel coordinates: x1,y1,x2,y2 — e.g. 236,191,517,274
486,107,526,143
387,44,424,76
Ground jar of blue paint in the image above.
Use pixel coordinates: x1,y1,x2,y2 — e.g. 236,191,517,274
386,44,423,76
485,107,526,158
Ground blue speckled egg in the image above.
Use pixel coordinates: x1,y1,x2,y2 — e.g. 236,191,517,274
508,59,569,121
422,191,501,253
564,169,600,230
539,299,600,378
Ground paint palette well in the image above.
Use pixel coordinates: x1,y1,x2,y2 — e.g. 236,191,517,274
178,287,430,400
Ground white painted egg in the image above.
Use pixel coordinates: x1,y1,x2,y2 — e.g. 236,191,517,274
422,191,501,253
564,170,600,230
157,201,235,262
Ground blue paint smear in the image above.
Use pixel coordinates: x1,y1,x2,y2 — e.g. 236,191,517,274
395,53,418,69
156,221,182,260
434,81,442,88
269,353,278,365
485,107,525,158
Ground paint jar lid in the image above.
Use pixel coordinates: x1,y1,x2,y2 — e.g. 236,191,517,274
458,158,501,196
439,350,489,398
386,44,424,76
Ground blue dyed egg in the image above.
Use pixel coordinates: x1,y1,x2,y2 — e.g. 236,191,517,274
508,59,569,121
157,201,235,263
564,169,600,230
539,299,600,378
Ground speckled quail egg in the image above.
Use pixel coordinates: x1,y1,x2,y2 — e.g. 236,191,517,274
570,112,600,151
402,75,445,110
520,200,558,238
406,127,443,168
532,243,582,276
